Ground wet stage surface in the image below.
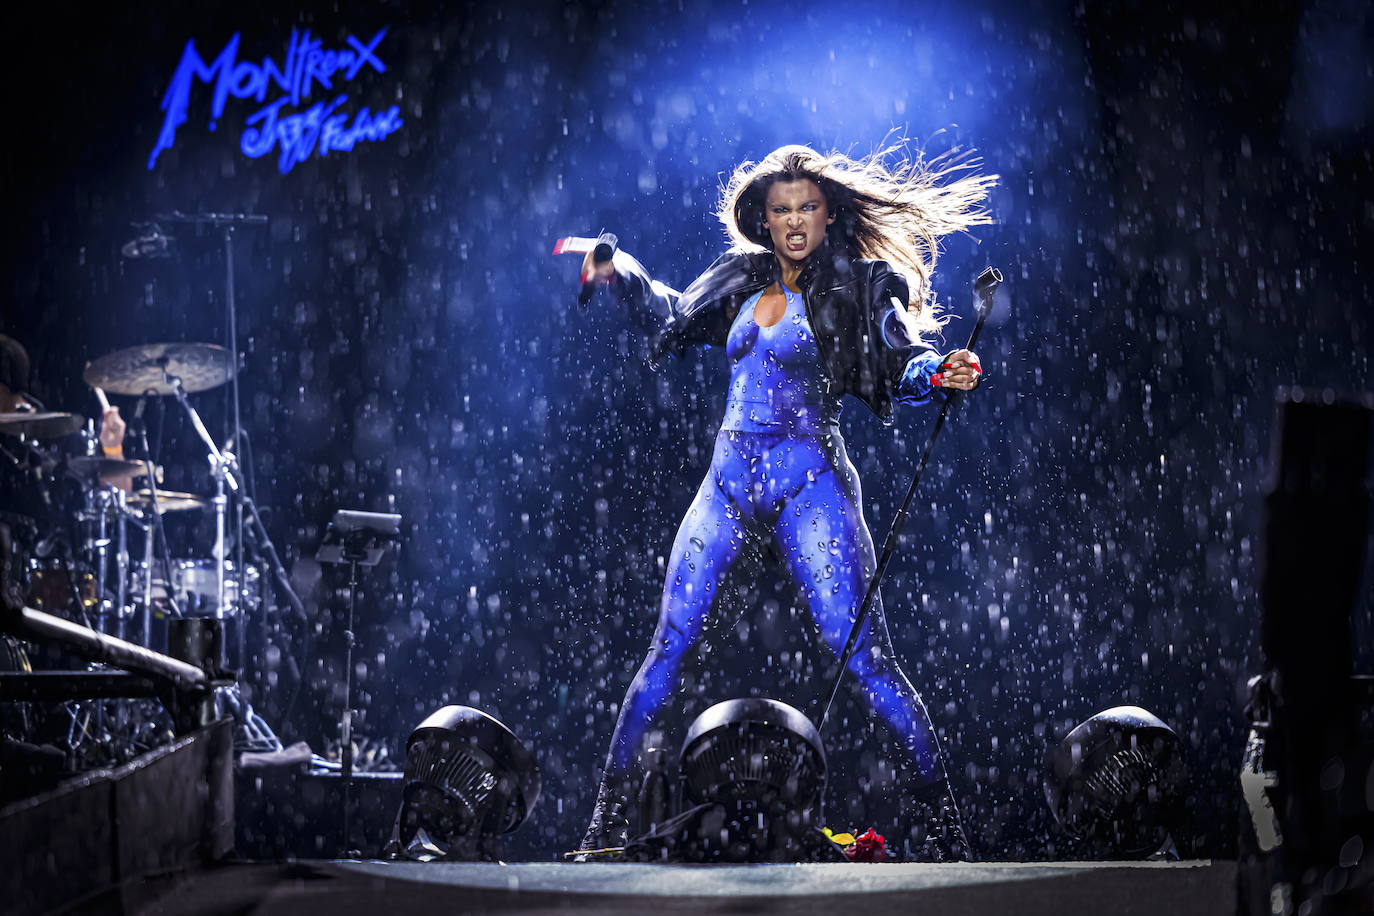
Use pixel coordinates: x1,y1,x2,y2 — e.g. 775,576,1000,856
142,859,1236,915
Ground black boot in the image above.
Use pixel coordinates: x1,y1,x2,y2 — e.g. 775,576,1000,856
907,779,973,862
575,778,631,859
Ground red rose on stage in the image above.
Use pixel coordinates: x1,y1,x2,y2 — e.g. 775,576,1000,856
844,828,887,862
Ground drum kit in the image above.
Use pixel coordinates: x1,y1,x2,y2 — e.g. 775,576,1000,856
1,341,285,759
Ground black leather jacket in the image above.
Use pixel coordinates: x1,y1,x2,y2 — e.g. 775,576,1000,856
610,241,938,424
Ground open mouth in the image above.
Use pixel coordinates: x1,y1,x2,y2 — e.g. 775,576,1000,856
785,233,806,251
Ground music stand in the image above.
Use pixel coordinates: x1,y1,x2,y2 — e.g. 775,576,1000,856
316,509,401,852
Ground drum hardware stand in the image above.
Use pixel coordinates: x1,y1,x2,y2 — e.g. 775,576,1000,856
163,367,284,753
127,511,154,645
82,485,115,635
56,548,98,632
76,413,121,639
78,481,137,746
100,386,177,641
316,509,402,853
221,486,306,754
163,368,237,644
220,448,308,741
126,394,184,626
241,498,307,620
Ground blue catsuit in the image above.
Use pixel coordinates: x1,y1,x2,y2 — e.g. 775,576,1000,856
604,284,947,782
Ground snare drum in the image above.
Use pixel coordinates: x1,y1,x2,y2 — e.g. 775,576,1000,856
133,558,261,617
173,560,261,617
26,558,97,612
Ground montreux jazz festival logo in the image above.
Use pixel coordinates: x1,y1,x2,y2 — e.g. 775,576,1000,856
147,27,402,174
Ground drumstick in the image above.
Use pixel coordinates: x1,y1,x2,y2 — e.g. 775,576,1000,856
91,384,126,462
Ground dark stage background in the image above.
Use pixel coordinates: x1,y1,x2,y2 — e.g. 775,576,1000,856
4,0,1371,859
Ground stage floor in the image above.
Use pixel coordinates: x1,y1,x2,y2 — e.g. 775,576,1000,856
140,859,1237,915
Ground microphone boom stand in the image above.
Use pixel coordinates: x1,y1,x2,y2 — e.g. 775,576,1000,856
155,210,266,686
818,266,1004,730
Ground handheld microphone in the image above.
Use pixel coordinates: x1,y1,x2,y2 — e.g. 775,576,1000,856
553,232,619,307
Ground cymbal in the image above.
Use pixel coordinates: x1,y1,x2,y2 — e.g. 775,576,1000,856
129,489,208,513
0,411,84,439
84,343,234,396
65,455,147,479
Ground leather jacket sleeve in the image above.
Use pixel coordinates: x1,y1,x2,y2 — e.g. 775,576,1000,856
606,249,681,333
614,248,759,360
894,350,944,405
872,263,946,407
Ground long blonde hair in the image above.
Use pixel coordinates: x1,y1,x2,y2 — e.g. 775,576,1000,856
717,142,997,337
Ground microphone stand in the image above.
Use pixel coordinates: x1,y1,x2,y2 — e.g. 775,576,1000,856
223,226,246,682
154,210,267,677
817,267,1004,731
128,211,295,752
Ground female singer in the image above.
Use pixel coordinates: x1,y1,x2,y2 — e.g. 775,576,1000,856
564,143,995,859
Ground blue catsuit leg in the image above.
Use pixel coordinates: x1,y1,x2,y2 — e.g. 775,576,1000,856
602,429,944,785
603,433,756,773
768,432,944,783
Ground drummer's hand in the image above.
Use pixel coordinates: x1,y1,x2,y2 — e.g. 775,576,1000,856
99,406,126,457
1,390,34,411
931,349,982,391
577,248,616,287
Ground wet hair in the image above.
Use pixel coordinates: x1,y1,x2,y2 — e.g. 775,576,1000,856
718,142,997,338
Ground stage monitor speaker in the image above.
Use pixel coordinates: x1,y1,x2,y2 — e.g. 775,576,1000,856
389,705,540,861
1045,705,1186,858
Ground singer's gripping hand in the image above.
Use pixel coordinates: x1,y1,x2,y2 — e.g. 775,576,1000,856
930,349,982,392
577,248,616,287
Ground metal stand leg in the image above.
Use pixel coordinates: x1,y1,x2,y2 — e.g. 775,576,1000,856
130,405,183,623
212,474,228,668
89,490,112,748
141,521,154,647
91,490,110,633
342,558,359,854
223,226,249,709
114,490,128,642
314,509,401,857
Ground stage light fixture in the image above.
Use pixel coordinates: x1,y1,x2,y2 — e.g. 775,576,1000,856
674,698,827,861
390,705,540,861
1045,705,1186,858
